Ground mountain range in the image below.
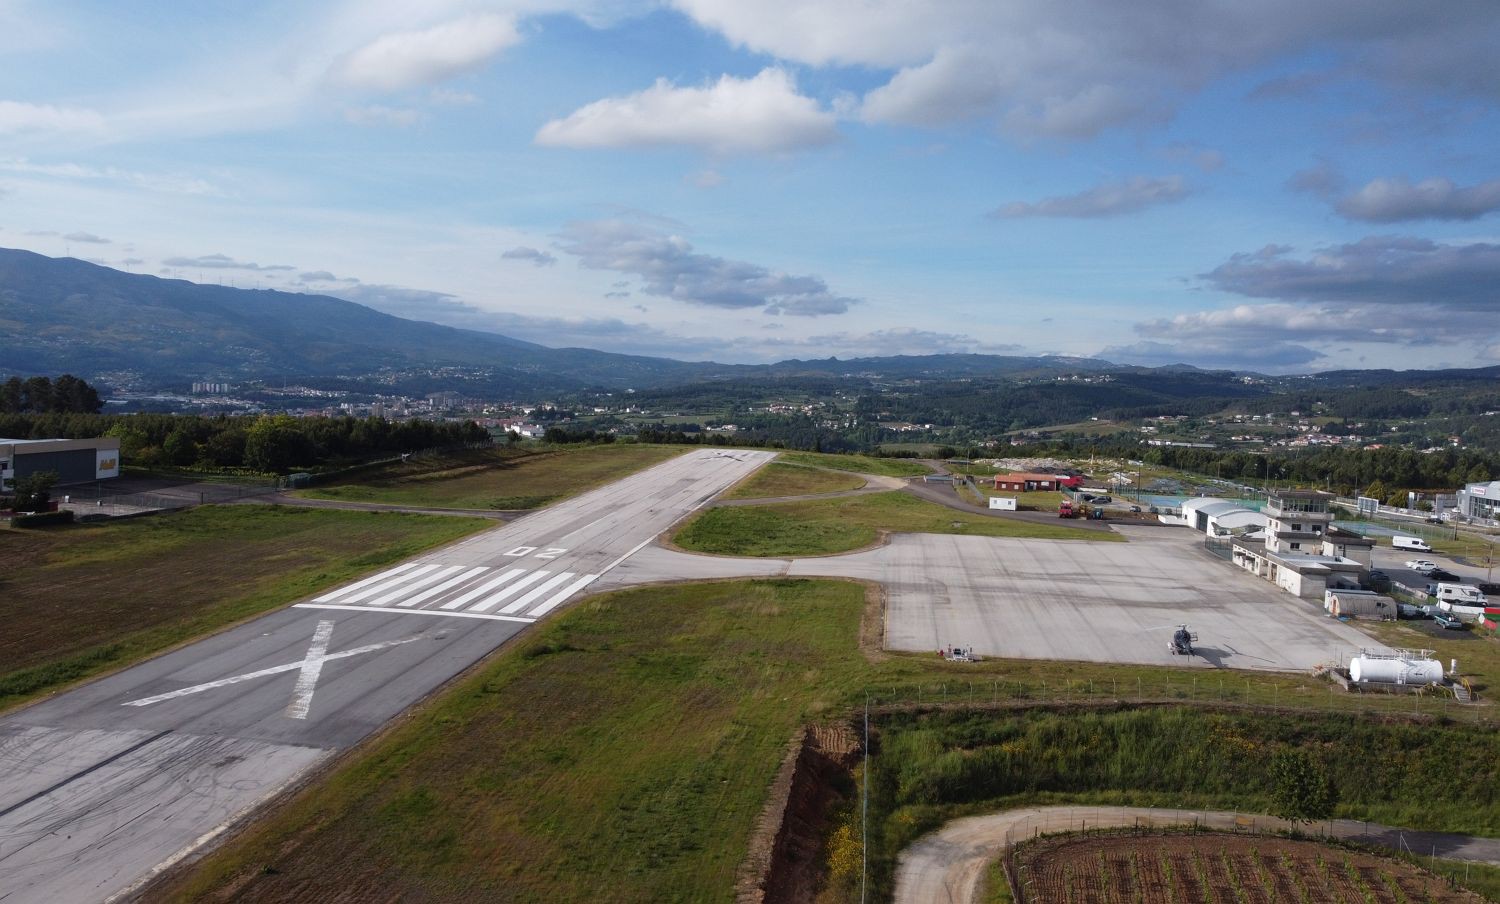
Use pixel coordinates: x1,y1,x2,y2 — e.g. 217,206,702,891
0,248,1127,392
6,248,1495,397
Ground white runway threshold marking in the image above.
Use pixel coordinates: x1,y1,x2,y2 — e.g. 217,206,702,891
122,620,422,713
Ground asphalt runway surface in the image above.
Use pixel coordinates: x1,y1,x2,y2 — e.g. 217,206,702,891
0,448,772,904
605,524,1382,670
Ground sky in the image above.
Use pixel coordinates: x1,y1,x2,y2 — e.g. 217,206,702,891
2,1,1499,373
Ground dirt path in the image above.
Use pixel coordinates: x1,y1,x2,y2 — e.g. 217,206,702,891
232,493,518,519
894,805,1500,904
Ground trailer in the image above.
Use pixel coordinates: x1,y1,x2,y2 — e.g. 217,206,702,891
1324,588,1394,619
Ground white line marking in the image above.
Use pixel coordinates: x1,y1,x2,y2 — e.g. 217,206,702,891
439,568,526,610
294,603,535,623
468,570,549,613
526,573,598,617
503,546,537,556
284,619,335,719
396,565,488,608
340,564,440,604
499,571,574,615
123,632,422,708
313,563,419,602
366,565,466,607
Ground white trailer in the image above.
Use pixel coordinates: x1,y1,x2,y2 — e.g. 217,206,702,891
988,495,1017,511
1435,583,1487,606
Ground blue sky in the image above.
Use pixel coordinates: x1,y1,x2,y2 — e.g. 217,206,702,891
3,1,1499,372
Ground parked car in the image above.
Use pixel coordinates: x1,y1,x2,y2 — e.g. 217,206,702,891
1476,582,1500,596
1129,505,1142,513
1433,613,1466,630
1093,495,1112,504
1427,568,1458,582
1405,559,1438,572
1396,603,1424,619
1365,570,1392,592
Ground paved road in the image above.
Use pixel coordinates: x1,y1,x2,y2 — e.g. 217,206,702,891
0,448,772,904
903,477,1116,532
895,805,1500,904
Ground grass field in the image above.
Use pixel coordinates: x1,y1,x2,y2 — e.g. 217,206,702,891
297,444,683,510
776,451,932,478
0,506,485,709
159,579,875,903
725,461,866,499
161,577,1500,903
674,490,1121,556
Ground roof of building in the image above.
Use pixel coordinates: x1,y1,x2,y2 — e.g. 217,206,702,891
1269,489,1334,499
995,472,1060,481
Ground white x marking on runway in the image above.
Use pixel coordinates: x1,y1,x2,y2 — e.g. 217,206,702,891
122,620,421,716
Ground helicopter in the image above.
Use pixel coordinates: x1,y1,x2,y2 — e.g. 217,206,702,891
1168,624,1198,656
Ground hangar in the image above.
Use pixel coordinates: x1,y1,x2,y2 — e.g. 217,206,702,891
0,436,121,492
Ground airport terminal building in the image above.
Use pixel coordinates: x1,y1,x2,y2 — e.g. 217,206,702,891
0,437,121,492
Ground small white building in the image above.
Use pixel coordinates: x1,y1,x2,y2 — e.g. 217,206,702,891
1159,497,1267,537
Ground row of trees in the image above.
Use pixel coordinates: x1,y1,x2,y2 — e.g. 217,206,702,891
0,411,489,474
0,375,103,414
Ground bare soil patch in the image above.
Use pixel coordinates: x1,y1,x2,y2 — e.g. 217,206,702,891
1014,833,1486,904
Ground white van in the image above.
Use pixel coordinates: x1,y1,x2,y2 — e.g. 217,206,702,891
1392,535,1432,552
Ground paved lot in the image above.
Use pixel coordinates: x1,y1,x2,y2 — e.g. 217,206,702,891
607,524,1382,671
0,448,772,904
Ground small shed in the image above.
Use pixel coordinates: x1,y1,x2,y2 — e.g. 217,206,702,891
988,495,1018,511
1324,588,1394,619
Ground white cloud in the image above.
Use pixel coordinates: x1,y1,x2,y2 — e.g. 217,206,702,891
672,1,1500,140
1334,176,1500,222
556,219,856,315
336,14,520,92
162,253,294,271
63,231,109,244
501,246,557,267
992,176,1190,219
344,105,423,128
0,100,105,136
0,157,220,195
536,68,838,155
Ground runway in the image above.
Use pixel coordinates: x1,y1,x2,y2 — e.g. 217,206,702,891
0,448,772,904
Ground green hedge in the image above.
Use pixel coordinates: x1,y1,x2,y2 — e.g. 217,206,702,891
13,510,76,528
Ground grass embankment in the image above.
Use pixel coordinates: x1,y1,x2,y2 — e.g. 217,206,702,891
726,461,866,500
297,444,683,510
163,578,1500,903
776,451,931,478
0,506,485,709
675,491,1121,556
829,707,1500,902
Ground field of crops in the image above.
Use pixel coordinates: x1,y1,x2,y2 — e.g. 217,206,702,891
1013,834,1485,904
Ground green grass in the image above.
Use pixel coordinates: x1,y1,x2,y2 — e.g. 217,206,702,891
725,461,866,499
777,451,932,478
161,579,875,903
161,577,1500,904
674,491,1121,556
0,506,485,709
297,444,684,510
836,706,1500,902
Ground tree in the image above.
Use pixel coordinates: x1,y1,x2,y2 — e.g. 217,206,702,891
163,426,198,466
1270,748,1337,824
11,471,58,512
243,415,313,473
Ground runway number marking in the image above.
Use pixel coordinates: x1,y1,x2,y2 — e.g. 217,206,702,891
503,546,568,559
122,620,422,717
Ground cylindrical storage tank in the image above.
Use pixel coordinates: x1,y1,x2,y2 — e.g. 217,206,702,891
1350,656,1444,685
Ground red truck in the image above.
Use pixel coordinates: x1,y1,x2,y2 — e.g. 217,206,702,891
1059,500,1076,518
